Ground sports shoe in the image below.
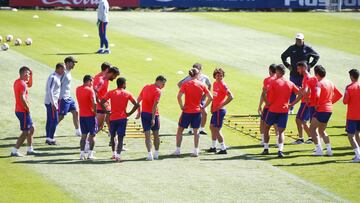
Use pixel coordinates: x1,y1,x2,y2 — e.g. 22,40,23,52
188,129,193,135
199,130,207,135
326,150,333,156
96,49,104,54
289,109,294,115
115,157,122,162
122,147,128,151
305,138,313,144
154,152,159,160
261,149,269,155
10,151,23,157
352,157,360,163
313,150,324,156
216,149,227,154
103,49,111,54
45,140,52,145
277,151,284,158
110,155,116,160
146,154,154,161
190,152,199,157
292,139,304,145
26,150,37,155
171,150,181,156
88,154,96,160
80,154,86,160
206,147,217,153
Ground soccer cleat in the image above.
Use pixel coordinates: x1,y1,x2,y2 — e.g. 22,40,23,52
88,154,96,160
115,157,122,162
292,139,304,145
206,147,217,153
10,151,23,157
313,150,324,156
80,154,86,160
110,155,116,160
326,150,333,156
103,49,111,54
352,157,360,163
305,138,313,144
261,149,269,155
190,152,199,157
45,140,52,145
26,150,37,155
96,49,104,54
188,129,193,135
277,151,284,158
216,149,227,154
171,150,181,156
199,130,207,135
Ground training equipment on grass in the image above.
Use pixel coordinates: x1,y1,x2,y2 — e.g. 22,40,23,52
33,15,39,19
25,38,33,46
126,120,145,138
6,35,13,42
1,43,9,51
14,38,22,46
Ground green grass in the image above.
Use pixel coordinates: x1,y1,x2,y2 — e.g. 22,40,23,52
0,10,359,202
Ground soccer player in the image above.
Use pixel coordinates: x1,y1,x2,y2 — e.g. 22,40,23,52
343,69,360,162
136,75,167,161
177,63,211,135
258,64,276,145
206,68,233,154
76,75,97,160
96,0,110,54
292,61,312,144
101,77,139,162
310,65,342,156
58,56,81,137
281,33,320,113
173,68,213,157
44,63,65,145
11,66,36,156
262,64,300,158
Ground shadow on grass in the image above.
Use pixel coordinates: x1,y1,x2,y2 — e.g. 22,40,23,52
273,159,352,167
34,146,79,151
44,52,97,56
0,136,18,141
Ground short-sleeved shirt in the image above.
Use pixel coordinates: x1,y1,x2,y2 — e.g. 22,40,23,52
343,82,360,120
76,85,96,117
211,81,230,113
14,79,29,112
267,77,299,113
139,84,161,115
316,79,342,112
305,76,318,107
301,72,311,103
180,79,209,113
179,73,211,88
60,69,72,99
93,72,109,110
263,75,276,108
103,88,136,121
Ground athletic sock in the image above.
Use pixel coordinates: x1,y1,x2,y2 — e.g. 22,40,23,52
220,142,226,150
154,150,159,157
354,148,360,157
278,143,284,151
80,151,85,156
200,127,205,132
211,140,217,148
261,134,264,142
326,143,332,151
194,148,199,154
27,146,33,152
148,152,153,157
12,147,18,154
112,151,116,156
264,143,269,150
89,150,93,156
316,144,322,151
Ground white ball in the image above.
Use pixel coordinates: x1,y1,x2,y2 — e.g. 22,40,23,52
0,36,2,42
1,43,9,51
6,35,13,42
25,38,32,46
14,38,22,46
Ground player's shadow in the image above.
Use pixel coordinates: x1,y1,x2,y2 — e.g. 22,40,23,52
0,136,18,141
45,52,97,56
34,146,79,151
273,160,352,167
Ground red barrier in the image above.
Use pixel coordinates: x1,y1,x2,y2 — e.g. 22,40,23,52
10,0,139,8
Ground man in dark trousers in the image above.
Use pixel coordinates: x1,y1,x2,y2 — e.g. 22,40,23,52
281,33,320,113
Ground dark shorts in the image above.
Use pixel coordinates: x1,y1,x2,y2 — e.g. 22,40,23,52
261,107,269,121
110,118,127,137
210,109,227,128
15,112,33,131
141,112,160,132
346,120,360,135
314,112,332,123
80,116,97,135
59,98,77,116
96,109,107,114
265,111,289,129
296,103,310,121
308,106,316,120
178,112,201,129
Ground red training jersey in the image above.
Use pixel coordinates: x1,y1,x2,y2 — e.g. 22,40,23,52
267,77,299,113
211,81,230,113
305,76,318,107
76,85,96,117
139,84,161,115
93,72,109,110
263,75,276,108
180,79,209,113
103,88,136,121
316,78,342,112
343,82,360,120
14,78,29,112
301,72,310,103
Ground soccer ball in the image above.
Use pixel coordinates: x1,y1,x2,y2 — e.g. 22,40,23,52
0,36,2,42
25,38,32,46
1,43,9,51
6,34,13,42
14,38,22,46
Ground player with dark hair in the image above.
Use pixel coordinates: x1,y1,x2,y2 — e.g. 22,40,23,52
172,68,213,157
96,0,110,54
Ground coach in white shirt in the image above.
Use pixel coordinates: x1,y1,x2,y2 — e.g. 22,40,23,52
96,0,110,54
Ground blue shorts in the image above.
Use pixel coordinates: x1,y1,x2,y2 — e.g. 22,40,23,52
346,120,360,134
308,106,316,120
314,112,332,123
261,107,269,121
210,109,226,128
59,98,77,116
110,118,127,137
296,103,310,121
15,112,33,131
141,112,160,132
96,109,107,114
265,111,289,129
80,116,97,135
178,112,201,129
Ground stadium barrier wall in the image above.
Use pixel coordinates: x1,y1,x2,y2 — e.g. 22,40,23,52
9,0,139,8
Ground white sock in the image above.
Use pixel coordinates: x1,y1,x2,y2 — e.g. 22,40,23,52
194,148,199,154
113,151,116,156
148,152,153,157
154,150,159,157
264,143,269,149
278,143,284,151
189,128,193,132
116,153,121,158
89,150,93,156
326,143,332,151
27,146,33,152
354,148,360,157
316,144,322,151
12,147,18,153
211,140,217,148
261,134,264,142
220,142,226,150
80,151,85,156
176,147,181,152
200,127,205,132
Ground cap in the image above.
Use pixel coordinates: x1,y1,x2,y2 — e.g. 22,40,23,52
64,56,78,63
295,33,304,40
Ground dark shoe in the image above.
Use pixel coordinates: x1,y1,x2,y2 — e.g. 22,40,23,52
278,151,284,158
261,149,269,155
292,139,304,145
216,149,227,154
45,140,52,145
50,141,57,145
199,130,207,135
305,139,313,144
26,151,37,155
206,147,217,153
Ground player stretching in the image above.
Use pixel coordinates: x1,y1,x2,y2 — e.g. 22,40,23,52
258,64,276,145
262,64,300,158
76,75,97,160
172,68,213,157
206,68,233,154
44,63,65,145
101,78,139,162
58,56,81,137
11,66,36,156
136,76,167,161
310,65,342,156
343,69,360,162
96,0,110,54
